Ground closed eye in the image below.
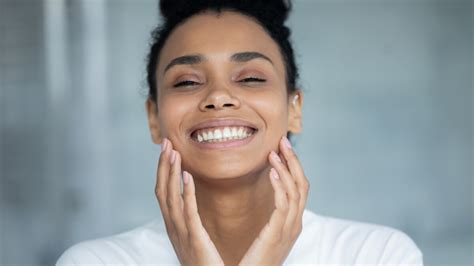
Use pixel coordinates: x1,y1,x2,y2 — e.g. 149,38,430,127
239,77,266,83
173,80,200,87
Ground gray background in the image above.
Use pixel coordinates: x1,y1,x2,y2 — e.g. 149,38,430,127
0,0,472,265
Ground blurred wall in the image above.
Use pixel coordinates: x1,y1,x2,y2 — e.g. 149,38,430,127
0,0,472,265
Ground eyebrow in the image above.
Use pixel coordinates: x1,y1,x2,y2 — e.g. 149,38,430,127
230,52,273,65
164,55,203,73
163,52,273,74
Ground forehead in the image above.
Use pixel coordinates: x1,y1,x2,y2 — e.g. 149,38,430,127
158,11,284,73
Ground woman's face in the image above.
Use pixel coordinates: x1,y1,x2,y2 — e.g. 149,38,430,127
147,11,302,181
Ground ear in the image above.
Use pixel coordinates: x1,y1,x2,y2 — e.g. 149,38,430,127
287,90,303,134
145,98,163,145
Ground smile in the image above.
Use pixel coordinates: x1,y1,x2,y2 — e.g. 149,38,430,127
188,119,259,149
191,126,257,143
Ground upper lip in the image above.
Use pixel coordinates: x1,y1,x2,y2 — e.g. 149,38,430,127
188,118,258,136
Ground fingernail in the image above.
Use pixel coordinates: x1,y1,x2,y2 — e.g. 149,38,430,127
270,168,280,180
170,150,176,164
183,171,189,184
271,151,282,163
161,138,167,152
282,136,292,149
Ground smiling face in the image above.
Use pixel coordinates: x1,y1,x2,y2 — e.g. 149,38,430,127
146,11,302,181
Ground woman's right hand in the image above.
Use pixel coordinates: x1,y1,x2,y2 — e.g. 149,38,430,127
155,138,224,266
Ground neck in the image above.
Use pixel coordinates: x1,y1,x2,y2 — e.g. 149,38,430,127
194,166,274,265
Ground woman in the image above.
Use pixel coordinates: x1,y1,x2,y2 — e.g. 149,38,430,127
57,0,423,265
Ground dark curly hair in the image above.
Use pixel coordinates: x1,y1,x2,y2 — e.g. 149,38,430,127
146,0,299,103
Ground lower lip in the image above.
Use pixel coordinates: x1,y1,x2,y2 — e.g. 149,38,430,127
190,132,257,150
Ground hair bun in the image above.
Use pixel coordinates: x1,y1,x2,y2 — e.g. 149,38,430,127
159,0,291,23
159,0,190,20
254,0,291,22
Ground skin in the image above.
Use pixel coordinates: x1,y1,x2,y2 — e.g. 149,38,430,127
146,11,308,265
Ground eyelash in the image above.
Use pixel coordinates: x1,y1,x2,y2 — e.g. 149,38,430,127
238,77,266,83
173,80,200,87
172,77,266,88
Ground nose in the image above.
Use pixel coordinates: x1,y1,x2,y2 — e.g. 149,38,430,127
198,85,241,111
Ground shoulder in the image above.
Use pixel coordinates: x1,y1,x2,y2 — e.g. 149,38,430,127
287,209,423,265
56,219,178,265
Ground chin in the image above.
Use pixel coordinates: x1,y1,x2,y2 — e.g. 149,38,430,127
188,160,268,184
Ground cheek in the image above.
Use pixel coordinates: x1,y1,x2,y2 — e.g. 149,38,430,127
157,95,193,138
252,90,289,132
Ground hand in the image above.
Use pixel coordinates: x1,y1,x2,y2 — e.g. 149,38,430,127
239,136,310,266
155,138,224,266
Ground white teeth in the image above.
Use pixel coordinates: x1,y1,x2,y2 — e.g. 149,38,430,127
214,129,222,139
237,128,244,138
194,126,255,143
223,127,231,138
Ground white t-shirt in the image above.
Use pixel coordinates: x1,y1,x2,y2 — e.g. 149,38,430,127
56,209,423,265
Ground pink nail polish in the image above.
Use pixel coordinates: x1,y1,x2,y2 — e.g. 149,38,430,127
161,138,167,152
270,168,280,180
170,150,176,164
271,151,282,163
183,171,189,184
282,136,292,149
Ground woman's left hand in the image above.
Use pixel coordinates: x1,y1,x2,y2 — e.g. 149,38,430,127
239,136,310,266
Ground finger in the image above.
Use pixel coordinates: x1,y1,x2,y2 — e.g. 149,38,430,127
155,138,175,237
269,151,299,204
167,150,188,239
269,151,300,235
265,168,288,239
183,171,207,239
278,137,302,181
182,172,224,263
278,151,289,170
279,136,310,213
156,138,171,204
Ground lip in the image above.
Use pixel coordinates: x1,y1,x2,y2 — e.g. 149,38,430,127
187,118,259,150
190,131,257,150
188,118,258,136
